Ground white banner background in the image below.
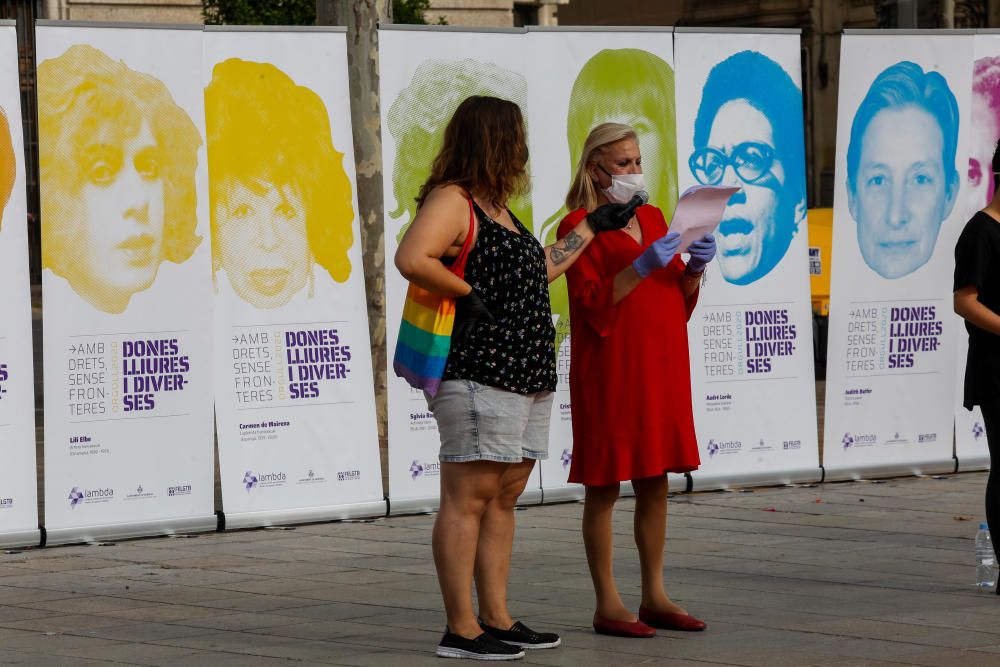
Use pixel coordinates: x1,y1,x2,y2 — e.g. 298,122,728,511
38,24,216,543
953,31,998,472
824,32,973,479
379,27,542,512
525,27,685,500
674,30,820,490
205,27,384,526
0,22,39,548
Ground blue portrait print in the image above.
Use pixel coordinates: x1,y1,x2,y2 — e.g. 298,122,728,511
691,50,807,285
846,61,959,280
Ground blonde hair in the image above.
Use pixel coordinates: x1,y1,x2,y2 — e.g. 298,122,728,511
205,58,354,283
564,122,637,212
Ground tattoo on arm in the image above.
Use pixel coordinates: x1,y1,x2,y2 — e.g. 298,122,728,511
550,231,584,266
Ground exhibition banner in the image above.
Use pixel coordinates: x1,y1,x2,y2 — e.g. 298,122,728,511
674,29,820,490
37,23,216,544
824,31,973,479
379,26,540,512
0,21,39,549
525,26,683,500
205,27,384,527
952,31,1000,472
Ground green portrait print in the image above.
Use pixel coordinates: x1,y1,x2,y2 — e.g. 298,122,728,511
541,48,679,348
387,58,532,240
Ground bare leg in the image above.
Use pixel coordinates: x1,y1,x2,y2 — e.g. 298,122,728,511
632,474,686,614
582,482,635,621
433,460,509,638
475,459,537,629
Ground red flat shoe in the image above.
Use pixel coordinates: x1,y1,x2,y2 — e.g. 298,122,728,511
638,606,707,631
592,613,656,638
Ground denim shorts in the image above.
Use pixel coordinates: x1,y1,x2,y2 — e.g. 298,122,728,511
426,379,554,463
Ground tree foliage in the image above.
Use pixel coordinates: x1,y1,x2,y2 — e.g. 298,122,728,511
203,0,315,26
393,0,445,25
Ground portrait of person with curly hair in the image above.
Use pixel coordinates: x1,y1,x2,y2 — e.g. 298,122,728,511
38,44,202,314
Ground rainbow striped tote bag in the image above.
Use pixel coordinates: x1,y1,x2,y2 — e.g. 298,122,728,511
393,199,476,396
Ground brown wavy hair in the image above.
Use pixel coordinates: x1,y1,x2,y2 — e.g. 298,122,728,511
417,95,528,210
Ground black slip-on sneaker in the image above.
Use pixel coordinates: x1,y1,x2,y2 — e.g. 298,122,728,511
478,619,561,650
436,628,525,660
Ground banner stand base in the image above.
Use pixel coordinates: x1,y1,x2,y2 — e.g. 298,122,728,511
823,459,955,483
388,496,438,516
518,488,543,506
222,500,387,531
0,528,41,550
45,514,218,547
956,454,990,473
540,485,584,504
690,466,823,492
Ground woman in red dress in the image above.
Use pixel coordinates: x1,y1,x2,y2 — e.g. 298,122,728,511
557,123,717,638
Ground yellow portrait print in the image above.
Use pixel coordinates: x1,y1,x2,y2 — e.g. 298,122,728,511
205,58,354,310
38,44,202,314
0,107,15,232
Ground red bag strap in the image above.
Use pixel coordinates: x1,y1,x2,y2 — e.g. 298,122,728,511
449,197,477,279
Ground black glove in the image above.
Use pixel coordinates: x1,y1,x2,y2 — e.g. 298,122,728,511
586,202,632,233
453,289,495,348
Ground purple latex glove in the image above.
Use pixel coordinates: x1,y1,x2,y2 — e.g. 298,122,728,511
633,231,681,278
686,233,717,273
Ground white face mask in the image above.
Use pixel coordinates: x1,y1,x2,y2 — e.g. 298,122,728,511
599,169,646,204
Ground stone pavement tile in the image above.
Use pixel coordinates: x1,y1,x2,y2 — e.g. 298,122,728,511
0,612,129,633
159,554,273,569
0,630,125,654
16,593,162,614
0,585,97,605
122,583,262,605
130,567,265,587
518,650,716,667
0,649,112,666
168,611,314,632
221,560,355,578
204,576,341,596
877,648,1000,666
267,601,390,622
193,593,330,613
870,608,1000,635
151,630,371,664
0,605,61,624
52,641,203,665
81,620,223,642
0,555,123,572
787,617,1000,649
97,603,230,623
249,618,406,641
139,650,332,667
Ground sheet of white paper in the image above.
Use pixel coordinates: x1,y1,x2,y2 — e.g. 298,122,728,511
668,184,741,252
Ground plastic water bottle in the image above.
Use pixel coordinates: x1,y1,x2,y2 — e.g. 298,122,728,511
976,523,996,590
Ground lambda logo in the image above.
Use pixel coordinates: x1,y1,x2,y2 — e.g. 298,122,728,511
560,449,572,469
410,459,440,479
706,439,741,457
243,470,286,492
842,432,877,449
68,486,114,508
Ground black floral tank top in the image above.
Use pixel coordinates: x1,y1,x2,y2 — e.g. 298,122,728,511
443,203,557,394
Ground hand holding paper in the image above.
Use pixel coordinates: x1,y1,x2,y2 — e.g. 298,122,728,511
668,184,741,252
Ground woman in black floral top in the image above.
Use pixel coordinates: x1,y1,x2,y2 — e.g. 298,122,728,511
395,95,629,660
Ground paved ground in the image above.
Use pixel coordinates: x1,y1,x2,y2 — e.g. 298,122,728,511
2,473,999,667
